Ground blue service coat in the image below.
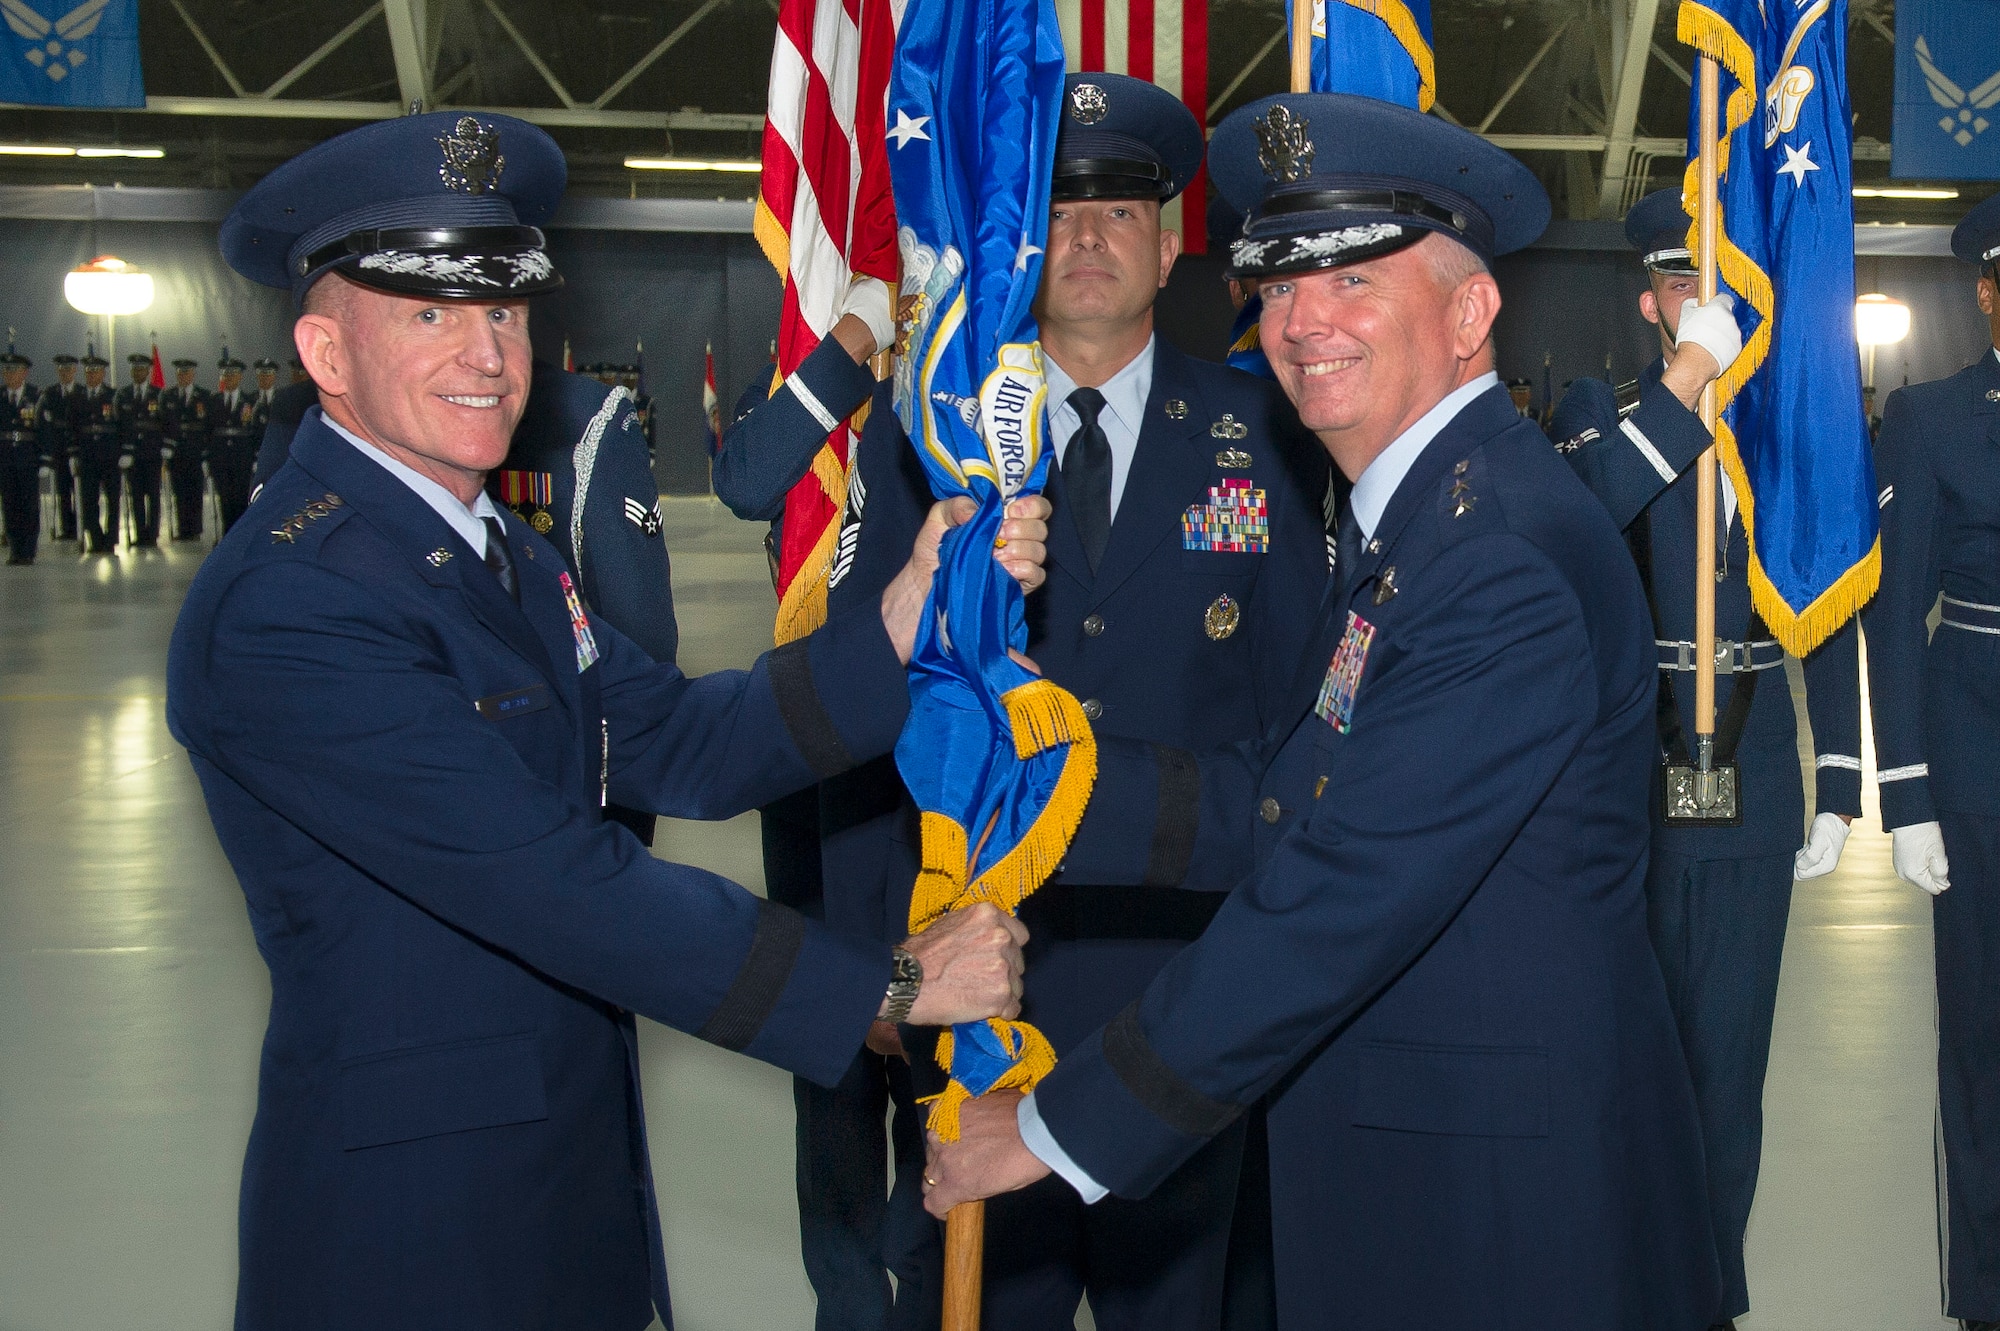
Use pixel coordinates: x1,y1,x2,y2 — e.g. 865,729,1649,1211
714,338,874,532
166,414,913,1331
1863,349,2000,829
1551,359,1862,856
1045,385,1720,1328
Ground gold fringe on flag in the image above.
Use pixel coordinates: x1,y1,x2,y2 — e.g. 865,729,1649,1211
922,1019,1060,1143
1335,0,1437,112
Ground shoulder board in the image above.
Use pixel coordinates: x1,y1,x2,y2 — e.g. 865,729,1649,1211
1614,379,1644,419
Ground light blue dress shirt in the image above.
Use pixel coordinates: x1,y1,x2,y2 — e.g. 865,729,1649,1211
1043,335,1154,521
325,413,506,555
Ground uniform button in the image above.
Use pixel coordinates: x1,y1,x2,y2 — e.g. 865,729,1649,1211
1082,613,1105,637
1080,698,1103,721
1259,797,1282,825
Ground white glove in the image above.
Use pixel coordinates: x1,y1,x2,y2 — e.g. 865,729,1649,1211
837,274,896,356
1674,293,1742,376
38,464,51,479
1794,811,1851,880
162,446,174,460
117,453,132,470
1891,821,1951,896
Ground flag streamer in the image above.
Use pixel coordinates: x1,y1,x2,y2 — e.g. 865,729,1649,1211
888,0,1080,1142
1677,0,1879,655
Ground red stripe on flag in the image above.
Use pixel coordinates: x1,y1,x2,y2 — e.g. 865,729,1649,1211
1127,0,1152,80
1182,0,1208,254
1081,0,1105,70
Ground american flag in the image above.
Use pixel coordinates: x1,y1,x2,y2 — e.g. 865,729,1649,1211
753,0,899,645
1054,0,1210,252
703,343,722,457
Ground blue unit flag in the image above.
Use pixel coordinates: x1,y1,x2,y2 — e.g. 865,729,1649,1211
0,0,143,108
1286,0,1434,112
887,0,1080,1137
1678,0,1878,653
1890,0,2000,180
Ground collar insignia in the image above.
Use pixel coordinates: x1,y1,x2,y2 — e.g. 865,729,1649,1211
1164,399,1187,420
438,116,505,194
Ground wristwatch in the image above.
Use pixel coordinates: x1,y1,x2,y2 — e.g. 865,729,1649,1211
882,946,923,1024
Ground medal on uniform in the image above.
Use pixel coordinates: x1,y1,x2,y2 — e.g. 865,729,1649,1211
558,571,599,671
1182,479,1269,552
1204,593,1240,640
1315,611,1375,733
498,469,556,534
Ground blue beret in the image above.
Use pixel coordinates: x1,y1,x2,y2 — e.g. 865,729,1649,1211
1952,191,2000,266
1624,188,1696,274
1209,93,1548,278
220,111,566,305
1055,72,1204,203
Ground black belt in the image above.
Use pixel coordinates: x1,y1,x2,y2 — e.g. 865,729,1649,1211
1019,883,1224,944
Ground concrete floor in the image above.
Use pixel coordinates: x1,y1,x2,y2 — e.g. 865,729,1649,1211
0,498,1962,1330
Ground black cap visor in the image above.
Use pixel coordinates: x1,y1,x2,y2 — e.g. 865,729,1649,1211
1226,182,1490,278
1051,156,1174,203
300,224,563,300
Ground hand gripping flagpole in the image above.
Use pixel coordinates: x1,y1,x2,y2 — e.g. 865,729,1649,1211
1692,53,1721,794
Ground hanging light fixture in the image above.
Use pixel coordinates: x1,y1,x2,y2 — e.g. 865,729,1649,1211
64,255,155,316
1854,292,1911,395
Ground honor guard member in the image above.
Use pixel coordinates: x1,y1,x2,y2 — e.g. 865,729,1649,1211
208,351,258,532
615,363,655,462
190,110,1043,1331
161,358,209,540
849,73,1331,1331
254,355,280,405
924,92,1729,1329
72,349,126,554
117,352,167,546
289,356,308,384
40,351,80,540
1864,192,2000,1331
0,345,43,564
1547,188,1862,1329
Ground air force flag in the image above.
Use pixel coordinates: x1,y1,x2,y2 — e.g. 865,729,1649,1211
1679,0,1878,653
1891,0,2000,180
888,0,1082,1138
0,0,143,108
1289,0,1434,112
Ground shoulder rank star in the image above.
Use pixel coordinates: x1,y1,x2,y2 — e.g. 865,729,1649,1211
1448,460,1477,518
269,492,344,544
623,495,664,537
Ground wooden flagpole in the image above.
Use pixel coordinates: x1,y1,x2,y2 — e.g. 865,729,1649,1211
1291,0,1313,94
1692,55,1721,784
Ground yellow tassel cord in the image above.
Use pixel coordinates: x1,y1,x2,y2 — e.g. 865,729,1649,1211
1675,2,1873,656
923,1019,1061,1141
772,408,870,647
753,196,790,282
1335,0,1437,112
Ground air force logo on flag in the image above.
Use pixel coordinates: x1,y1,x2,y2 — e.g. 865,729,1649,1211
0,0,141,107
1893,0,2000,179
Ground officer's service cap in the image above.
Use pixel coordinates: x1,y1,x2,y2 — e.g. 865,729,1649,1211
1625,188,1697,275
0,350,31,368
51,353,77,365
126,353,153,366
254,357,280,371
1210,92,1548,279
220,111,566,305
80,353,108,368
171,358,197,369
1951,191,2000,267
218,353,245,370
1053,73,1204,204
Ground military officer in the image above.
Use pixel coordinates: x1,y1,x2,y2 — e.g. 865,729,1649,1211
841,73,1331,1331
207,351,257,531
161,358,209,540
924,91,1727,1329
117,352,167,546
191,110,1046,1331
39,352,81,540
615,362,655,461
71,349,126,554
288,356,308,384
0,346,44,564
1863,192,2000,1331
253,355,280,404
1546,188,1862,1329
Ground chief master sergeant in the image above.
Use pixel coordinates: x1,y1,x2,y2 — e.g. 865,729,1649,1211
173,110,1050,1331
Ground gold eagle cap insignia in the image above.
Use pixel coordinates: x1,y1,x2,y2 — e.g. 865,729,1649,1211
438,116,505,194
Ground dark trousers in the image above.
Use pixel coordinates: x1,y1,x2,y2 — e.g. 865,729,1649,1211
49,451,76,537
1938,812,2000,1321
982,1115,1248,1331
210,446,254,533
1645,848,1794,1320
75,454,121,552
168,452,204,539
129,453,162,544
0,458,38,561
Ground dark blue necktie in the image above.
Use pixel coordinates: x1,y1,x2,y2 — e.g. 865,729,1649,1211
482,514,519,603
1062,386,1113,574
1331,502,1362,606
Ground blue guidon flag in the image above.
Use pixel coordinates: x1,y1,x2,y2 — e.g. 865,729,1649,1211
1677,0,1878,653
887,0,1080,1138
0,0,142,107
1288,0,1434,113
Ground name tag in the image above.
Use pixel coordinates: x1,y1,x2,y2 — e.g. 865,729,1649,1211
475,683,550,721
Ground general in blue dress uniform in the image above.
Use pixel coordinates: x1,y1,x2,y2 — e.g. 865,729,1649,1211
926,92,1723,1330
848,73,1331,1331
0,347,44,564
1547,189,1863,1328
177,110,1031,1331
1863,192,2000,1331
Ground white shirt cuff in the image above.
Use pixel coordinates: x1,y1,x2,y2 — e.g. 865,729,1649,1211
1018,1090,1108,1204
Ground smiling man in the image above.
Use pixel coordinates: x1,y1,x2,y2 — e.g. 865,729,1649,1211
924,93,1729,1328
174,112,1051,1331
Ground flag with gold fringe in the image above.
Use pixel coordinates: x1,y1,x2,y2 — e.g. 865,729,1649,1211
754,0,899,645
1289,0,1435,112
1678,0,1878,654
887,0,1080,1139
